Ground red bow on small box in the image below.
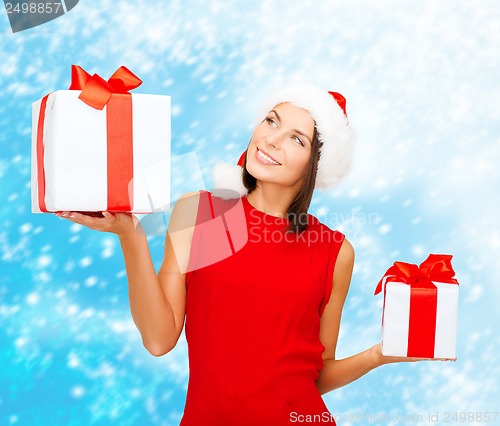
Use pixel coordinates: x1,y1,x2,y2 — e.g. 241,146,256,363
374,254,458,295
375,254,459,358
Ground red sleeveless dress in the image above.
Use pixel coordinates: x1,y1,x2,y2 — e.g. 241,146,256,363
180,190,345,426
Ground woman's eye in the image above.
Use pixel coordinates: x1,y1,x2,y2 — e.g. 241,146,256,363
265,117,277,127
293,136,304,146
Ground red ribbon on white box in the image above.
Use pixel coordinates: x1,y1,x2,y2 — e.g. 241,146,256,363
36,65,142,212
375,254,459,358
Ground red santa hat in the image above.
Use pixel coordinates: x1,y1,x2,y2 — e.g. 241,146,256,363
211,82,356,199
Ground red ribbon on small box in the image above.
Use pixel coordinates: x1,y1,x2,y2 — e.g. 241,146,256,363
36,65,142,212
374,254,459,358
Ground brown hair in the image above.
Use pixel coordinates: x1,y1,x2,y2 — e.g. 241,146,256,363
241,126,323,234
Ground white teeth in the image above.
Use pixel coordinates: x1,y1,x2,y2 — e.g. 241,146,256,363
258,149,280,165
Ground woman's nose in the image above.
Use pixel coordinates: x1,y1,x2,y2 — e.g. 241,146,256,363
265,131,283,148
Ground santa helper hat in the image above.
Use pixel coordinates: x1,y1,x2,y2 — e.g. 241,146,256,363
211,82,355,199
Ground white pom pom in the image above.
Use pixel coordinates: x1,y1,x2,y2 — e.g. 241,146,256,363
211,161,247,200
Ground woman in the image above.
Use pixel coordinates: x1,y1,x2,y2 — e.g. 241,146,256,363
56,83,430,425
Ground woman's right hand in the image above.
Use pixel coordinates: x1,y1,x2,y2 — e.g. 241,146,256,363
55,211,142,238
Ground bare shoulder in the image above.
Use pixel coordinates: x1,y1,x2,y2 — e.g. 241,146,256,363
178,191,201,200
336,238,355,272
332,238,354,293
175,191,201,212
159,191,202,279
168,191,201,232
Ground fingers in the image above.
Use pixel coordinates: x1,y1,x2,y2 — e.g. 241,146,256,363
55,211,77,220
54,211,140,237
398,356,454,363
55,211,113,231
407,355,456,362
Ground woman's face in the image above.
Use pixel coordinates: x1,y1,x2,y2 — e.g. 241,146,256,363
246,102,315,190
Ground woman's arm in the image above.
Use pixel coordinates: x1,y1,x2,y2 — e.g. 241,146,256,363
317,344,430,395
56,191,199,357
316,344,381,395
118,228,180,356
316,239,434,395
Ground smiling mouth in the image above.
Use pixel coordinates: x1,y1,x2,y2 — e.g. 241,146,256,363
257,148,281,165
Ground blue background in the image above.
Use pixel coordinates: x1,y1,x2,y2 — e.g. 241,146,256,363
1,1,499,425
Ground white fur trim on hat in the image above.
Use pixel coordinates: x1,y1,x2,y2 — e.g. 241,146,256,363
253,82,356,189
211,161,247,200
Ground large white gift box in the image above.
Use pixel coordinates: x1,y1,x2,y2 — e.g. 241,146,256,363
32,65,171,214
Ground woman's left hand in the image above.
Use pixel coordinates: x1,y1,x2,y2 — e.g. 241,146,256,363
370,343,456,366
